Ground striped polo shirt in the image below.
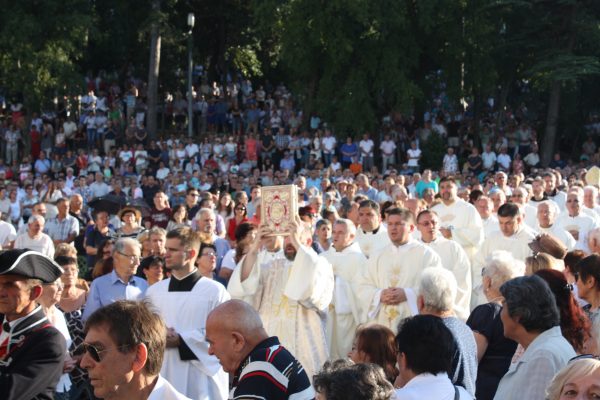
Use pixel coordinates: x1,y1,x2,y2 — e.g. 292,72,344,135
230,336,315,400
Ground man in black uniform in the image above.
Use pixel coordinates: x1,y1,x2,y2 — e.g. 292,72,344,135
0,249,66,400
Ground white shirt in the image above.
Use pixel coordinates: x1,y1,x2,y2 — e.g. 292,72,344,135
380,140,396,156
395,373,473,400
359,139,374,157
322,136,337,153
481,151,497,170
148,375,192,400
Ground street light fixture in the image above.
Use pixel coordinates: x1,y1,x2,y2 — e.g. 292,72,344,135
187,13,195,137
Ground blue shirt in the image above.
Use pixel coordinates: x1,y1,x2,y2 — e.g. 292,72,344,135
82,270,148,321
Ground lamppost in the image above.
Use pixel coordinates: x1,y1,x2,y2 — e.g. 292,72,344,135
187,12,195,137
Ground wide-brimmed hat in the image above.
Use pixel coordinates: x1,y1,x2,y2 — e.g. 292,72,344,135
118,206,142,221
0,249,63,283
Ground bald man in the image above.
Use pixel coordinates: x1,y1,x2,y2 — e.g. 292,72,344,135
588,228,600,254
206,300,314,399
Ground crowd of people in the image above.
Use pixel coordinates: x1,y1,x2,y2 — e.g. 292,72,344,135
2,73,600,400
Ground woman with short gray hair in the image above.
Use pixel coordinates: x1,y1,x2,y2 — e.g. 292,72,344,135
466,251,524,400
493,275,576,400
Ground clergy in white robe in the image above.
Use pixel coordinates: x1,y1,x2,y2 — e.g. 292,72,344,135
475,196,499,239
584,185,600,218
145,227,229,400
536,201,577,251
432,177,483,260
510,186,540,230
356,208,442,332
544,172,567,211
556,190,599,252
322,219,366,359
227,220,334,380
416,210,472,321
355,200,391,258
472,203,536,307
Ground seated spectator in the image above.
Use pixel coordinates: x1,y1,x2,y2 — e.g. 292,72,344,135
166,204,190,232
467,251,523,400
116,206,144,239
546,357,600,400
417,267,478,396
394,315,473,399
91,238,115,279
219,222,257,282
14,214,55,258
140,255,165,286
313,363,395,400
347,324,398,385
494,275,576,399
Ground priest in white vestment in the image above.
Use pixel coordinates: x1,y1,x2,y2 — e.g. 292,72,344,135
145,227,229,400
472,203,536,307
322,219,366,359
475,196,499,239
556,190,599,252
510,186,539,230
544,172,567,211
431,177,483,260
584,185,600,219
356,208,442,332
228,219,334,380
416,210,472,320
536,201,576,251
355,200,391,258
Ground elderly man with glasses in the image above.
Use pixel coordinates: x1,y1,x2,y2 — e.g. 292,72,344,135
82,238,148,321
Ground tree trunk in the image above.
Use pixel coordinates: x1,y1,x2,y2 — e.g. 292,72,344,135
147,0,161,140
541,80,561,166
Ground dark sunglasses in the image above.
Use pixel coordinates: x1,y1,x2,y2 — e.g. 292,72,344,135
236,207,246,211
72,343,130,362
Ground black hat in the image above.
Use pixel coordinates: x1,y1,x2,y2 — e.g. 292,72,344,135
0,249,64,283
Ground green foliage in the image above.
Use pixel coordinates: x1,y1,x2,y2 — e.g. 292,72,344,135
0,0,92,109
420,133,447,171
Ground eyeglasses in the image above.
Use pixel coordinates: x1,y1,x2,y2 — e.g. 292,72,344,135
235,207,246,211
201,252,217,257
189,193,199,197
117,251,141,262
72,343,130,363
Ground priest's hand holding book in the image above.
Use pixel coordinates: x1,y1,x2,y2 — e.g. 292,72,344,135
166,327,181,348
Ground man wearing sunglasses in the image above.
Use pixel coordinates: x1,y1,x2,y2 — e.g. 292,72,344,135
0,249,65,400
80,300,190,399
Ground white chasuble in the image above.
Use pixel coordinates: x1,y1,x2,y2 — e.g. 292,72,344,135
322,242,366,359
356,240,442,332
355,225,391,258
432,200,484,260
145,277,230,400
228,245,334,379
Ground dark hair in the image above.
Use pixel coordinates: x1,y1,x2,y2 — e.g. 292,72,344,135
54,255,77,267
170,204,188,221
395,315,455,376
564,250,586,271
534,269,591,353
166,226,200,252
354,325,399,384
313,363,395,400
497,202,521,218
140,255,164,271
234,222,256,242
199,242,217,256
469,189,484,204
358,199,380,213
85,300,166,376
386,207,415,224
573,254,600,290
438,176,457,186
500,275,560,332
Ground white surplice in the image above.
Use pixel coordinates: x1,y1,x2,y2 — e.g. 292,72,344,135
472,226,536,307
431,200,483,260
227,245,334,380
356,240,442,332
145,278,230,400
538,224,577,251
421,237,472,321
322,242,366,359
481,215,499,240
556,213,599,252
355,225,391,258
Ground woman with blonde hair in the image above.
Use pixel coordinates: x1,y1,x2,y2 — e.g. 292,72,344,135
525,252,560,275
137,230,153,258
546,358,600,400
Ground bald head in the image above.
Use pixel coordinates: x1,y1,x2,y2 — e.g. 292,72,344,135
206,300,269,373
589,228,600,254
207,299,265,336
